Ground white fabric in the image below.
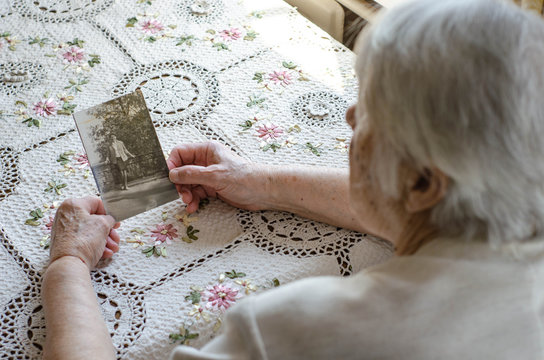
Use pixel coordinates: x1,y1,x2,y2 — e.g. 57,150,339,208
170,237,544,359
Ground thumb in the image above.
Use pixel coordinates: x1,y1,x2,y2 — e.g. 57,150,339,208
169,165,218,186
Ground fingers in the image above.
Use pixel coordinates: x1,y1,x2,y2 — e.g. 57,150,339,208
102,247,114,259
68,196,107,215
91,214,116,233
169,164,219,186
106,236,119,253
168,141,227,168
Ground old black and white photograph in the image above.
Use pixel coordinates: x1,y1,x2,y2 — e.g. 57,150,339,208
73,89,178,221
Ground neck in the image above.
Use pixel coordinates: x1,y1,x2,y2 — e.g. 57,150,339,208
394,212,438,255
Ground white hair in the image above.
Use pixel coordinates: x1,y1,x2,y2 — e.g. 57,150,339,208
355,0,544,244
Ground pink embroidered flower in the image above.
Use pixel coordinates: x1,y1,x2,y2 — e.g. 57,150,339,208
43,216,54,232
150,223,178,244
62,46,85,64
140,19,164,34
33,98,58,117
219,28,242,41
256,123,284,141
74,153,89,169
202,284,239,311
269,70,292,86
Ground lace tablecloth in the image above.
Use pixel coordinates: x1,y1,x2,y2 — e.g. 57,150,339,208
0,0,393,358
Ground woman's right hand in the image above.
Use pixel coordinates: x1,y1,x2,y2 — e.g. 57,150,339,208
167,141,270,213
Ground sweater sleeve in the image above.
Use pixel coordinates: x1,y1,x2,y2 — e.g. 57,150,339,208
169,297,267,360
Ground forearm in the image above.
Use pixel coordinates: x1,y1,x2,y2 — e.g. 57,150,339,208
42,256,115,360
260,165,367,233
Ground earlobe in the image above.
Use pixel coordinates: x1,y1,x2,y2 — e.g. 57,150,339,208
405,167,448,213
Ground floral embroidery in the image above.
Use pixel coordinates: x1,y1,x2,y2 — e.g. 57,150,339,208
57,150,90,178
12,92,77,128
33,98,58,117
150,223,178,245
203,26,258,51
24,202,61,249
62,46,85,64
253,61,309,90
126,209,202,258
334,138,349,153
246,94,267,109
268,70,292,86
219,27,242,41
235,279,257,295
0,32,21,51
28,36,50,48
126,14,176,42
140,19,165,34
50,38,100,73
180,271,280,334
169,325,199,345
44,179,68,195
305,142,322,156
255,122,284,142
202,283,239,311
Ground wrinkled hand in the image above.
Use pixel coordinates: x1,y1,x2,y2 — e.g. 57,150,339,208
167,141,269,213
50,197,121,270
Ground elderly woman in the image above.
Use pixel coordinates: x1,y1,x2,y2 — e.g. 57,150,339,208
41,0,544,358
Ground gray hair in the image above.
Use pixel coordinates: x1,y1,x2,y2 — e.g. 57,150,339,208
355,0,544,244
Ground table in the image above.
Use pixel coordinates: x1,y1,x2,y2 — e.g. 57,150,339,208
0,0,393,358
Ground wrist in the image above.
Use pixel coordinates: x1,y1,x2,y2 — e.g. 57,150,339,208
48,255,90,272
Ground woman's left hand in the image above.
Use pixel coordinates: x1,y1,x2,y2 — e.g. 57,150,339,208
49,197,121,270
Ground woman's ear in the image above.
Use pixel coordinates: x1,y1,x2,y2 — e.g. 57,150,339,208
404,167,448,213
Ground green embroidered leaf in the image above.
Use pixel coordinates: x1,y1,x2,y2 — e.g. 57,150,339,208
160,247,167,257
272,278,280,287
0,32,11,38
225,269,246,279
186,225,200,240
184,290,201,304
176,35,195,46
298,73,310,81
126,17,138,27
67,38,85,47
182,236,193,243
250,11,264,18
246,95,267,109
262,143,281,153
131,228,146,234
168,24,177,29
282,61,297,70
28,36,50,47
145,36,157,43
56,151,74,165
15,100,27,107
287,124,301,133
57,102,77,115
22,117,40,127
142,247,154,257
252,72,265,83
206,29,216,35
243,30,257,41
88,54,101,68
212,42,229,51
169,328,199,344
305,142,322,156
25,219,41,226
238,120,254,130
161,211,169,221
44,180,68,195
